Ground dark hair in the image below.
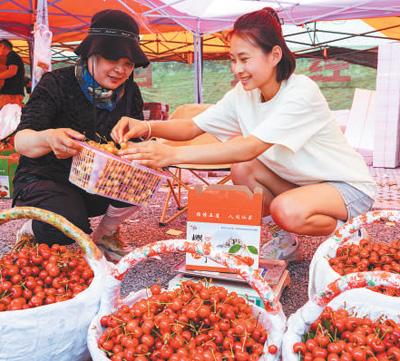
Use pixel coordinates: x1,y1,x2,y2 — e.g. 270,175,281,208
229,7,295,82
0,39,13,50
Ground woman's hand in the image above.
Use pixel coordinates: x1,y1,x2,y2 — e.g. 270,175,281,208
119,141,177,169
111,116,149,144
44,128,85,159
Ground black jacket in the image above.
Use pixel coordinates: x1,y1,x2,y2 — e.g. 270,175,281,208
13,66,144,194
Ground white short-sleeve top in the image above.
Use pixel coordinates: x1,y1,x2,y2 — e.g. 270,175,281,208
193,74,376,198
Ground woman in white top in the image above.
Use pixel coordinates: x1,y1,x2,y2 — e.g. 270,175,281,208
113,7,376,261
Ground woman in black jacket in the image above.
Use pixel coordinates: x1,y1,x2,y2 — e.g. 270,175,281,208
13,9,149,262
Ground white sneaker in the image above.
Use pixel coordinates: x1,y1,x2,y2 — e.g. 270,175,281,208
260,224,300,261
15,220,35,245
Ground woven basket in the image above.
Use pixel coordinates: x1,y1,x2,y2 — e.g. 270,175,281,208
308,210,400,298
283,271,400,361
69,141,166,206
0,206,106,361
88,239,287,361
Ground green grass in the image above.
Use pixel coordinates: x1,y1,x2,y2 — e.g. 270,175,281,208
43,59,377,112
140,59,377,112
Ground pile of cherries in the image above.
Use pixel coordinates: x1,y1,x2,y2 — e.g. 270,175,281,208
293,307,400,361
87,140,127,155
98,280,273,361
0,243,94,311
329,239,400,296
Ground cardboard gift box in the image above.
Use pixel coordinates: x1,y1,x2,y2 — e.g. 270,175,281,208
0,152,19,198
186,185,263,272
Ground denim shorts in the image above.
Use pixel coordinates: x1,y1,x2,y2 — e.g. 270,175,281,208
327,181,374,220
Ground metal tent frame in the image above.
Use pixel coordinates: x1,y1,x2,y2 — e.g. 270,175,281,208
0,0,400,98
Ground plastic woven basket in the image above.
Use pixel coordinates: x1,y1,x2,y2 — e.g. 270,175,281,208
0,206,105,361
308,210,400,298
69,141,166,206
88,239,287,361
283,271,400,361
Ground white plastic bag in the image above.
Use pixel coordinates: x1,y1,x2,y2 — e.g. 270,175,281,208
32,23,52,88
88,239,287,361
0,207,107,361
308,210,400,298
283,271,400,361
0,104,21,140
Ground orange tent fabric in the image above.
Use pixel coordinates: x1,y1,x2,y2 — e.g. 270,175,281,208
9,32,229,64
364,17,400,40
0,0,181,40
1,0,203,63
0,0,34,39
141,31,228,63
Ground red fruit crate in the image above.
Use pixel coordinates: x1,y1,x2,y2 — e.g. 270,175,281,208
143,102,169,121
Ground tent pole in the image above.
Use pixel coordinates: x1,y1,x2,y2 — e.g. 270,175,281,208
193,22,203,104
28,38,34,82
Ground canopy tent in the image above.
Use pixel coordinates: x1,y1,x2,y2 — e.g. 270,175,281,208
6,19,400,64
6,31,230,64
2,1,400,59
1,0,400,99
151,0,400,32
298,45,378,68
2,0,400,38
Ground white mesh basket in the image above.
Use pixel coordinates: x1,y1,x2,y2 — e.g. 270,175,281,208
69,141,166,206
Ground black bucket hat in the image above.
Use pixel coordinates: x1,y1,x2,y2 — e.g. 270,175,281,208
75,9,149,68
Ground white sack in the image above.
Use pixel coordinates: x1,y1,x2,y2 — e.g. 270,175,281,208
282,288,400,361
32,23,52,88
0,257,108,361
0,104,21,140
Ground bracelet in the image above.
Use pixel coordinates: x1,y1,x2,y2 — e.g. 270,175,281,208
143,121,152,141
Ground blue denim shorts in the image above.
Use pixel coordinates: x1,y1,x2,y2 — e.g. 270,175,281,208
327,181,374,220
